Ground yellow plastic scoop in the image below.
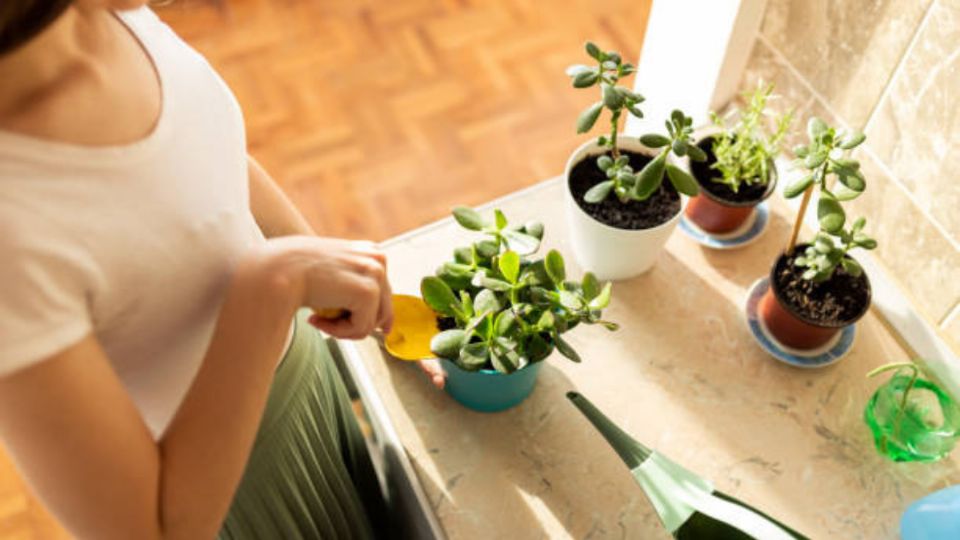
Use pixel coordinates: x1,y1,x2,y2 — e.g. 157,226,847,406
314,294,439,361
383,294,439,361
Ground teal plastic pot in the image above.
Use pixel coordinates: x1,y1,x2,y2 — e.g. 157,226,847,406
440,358,544,412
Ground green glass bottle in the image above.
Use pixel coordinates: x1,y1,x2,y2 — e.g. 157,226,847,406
567,392,808,539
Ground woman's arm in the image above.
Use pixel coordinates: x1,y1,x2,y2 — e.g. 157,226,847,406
0,237,392,540
248,155,314,237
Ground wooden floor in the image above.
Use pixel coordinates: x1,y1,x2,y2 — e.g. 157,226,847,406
0,0,650,536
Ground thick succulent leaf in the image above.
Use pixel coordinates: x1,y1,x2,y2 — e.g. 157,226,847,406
804,152,826,169
421,276,460,316
493,209,508,230
817,197,846,233
474,289,501,315
559,290,584,310
841,257,863,277
431,329,467,359
523,221,544,240
495,310,516,335
452,206,485,231
588,282,612,310
576,102,604,133
585,41,603,60
554,334,582,363
498,251,520,284
453,247,474,265
839,132,866,149
502,230,540,255
458,342,489,370
581,272,600,300
784,173,815,198
537,310,555,331
639,134,670,148
596,155,614,170
584,180,614,203
686,144,707,162
634,152,666,199
807,117,828,139
838,170,866,192
475,240,500,258
602,84,623,109
665,163,700,196
572,71,599,88
565,64,592,77
472,274,512,292
545,249,566,284
832,180,863,201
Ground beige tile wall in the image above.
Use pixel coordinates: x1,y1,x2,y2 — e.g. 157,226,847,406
741,0,960,352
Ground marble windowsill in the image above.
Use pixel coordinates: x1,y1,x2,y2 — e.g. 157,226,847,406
350,178,959,539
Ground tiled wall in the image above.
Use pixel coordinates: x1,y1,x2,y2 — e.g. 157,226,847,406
740,0,960,353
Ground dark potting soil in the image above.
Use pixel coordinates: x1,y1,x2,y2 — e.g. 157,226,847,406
436,316,457,332
569,150,680,230
690,137,769,204
773,249,870,325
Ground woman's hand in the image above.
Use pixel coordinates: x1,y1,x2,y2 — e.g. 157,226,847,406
418,359,446,389
249,236,393,340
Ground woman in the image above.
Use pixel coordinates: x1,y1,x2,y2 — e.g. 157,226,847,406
0,1,442,538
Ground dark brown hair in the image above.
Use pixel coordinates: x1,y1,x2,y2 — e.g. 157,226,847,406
0,0,73,55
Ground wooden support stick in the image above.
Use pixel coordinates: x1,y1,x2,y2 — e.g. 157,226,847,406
786,184,814,255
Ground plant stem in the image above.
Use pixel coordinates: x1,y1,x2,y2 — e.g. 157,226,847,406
786,184,813,255
610,110,621,159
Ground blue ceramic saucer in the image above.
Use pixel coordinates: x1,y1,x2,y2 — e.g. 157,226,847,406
744,277,855,368
679,202,770,250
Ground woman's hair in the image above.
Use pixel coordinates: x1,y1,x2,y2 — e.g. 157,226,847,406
0,0,74,55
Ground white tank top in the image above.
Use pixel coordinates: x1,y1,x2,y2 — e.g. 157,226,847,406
0,7,265,438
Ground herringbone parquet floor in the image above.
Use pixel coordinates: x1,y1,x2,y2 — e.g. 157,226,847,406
0,0,650,536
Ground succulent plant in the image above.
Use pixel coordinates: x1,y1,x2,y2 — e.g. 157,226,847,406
709,82,793,192
567,42,703,204
421,207,617,374
784,117,877,281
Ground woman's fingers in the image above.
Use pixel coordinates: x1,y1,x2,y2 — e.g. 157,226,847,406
418,359,446,389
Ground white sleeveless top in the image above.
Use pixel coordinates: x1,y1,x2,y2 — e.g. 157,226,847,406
0,8,265,438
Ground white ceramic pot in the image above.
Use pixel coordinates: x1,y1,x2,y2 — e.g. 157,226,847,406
564,137,683,281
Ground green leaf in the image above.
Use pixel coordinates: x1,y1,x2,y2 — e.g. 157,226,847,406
841,257,863,277
489,348,517,374
453,247,474,265
627,105,644,119
572,71,599,88
495,309,516,335
804,152,826,169
665,164,700,196
523,221,544,240
852,217,866,232
537,310,555,331
452,206,484,231
458,342,489,370
545,249,566,284
671,139,688,156
807,117,828,140
554,334,581,362
584,180,614,203
596,155,614,170
502,230,540,255
856,237,878,249
832,181,863,201
814,235,834,253
498,251,520,284
431,329,467,359
686,144,707,162
634,152,666,199
438,262,475,290
639,134,670,148
602,84,624,109
473,274,513,292
565,64,591,77
474,289,501,315
576,102,604,133
585,41,603,60
588,282,612,310
581,272,600,300
817,197,846,234
784,173,815,198
475,240,499,258
839,170,866,192
559,290,584,310
421,276,460,316
493,209,508,230
840,132,866,149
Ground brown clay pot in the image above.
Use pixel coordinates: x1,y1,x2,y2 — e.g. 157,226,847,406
684,136,777,234
758,247,871,350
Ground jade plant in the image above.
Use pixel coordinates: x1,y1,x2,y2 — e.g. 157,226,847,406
567,42,703,204
783,117,877,281
421,207,617,374
709,82,793,192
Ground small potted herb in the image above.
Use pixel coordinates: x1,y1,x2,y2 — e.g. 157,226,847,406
685,82,792,234
421,206,617,412
758,118,877,350
565,42,703,280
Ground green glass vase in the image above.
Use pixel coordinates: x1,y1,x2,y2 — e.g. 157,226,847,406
864,363,960,463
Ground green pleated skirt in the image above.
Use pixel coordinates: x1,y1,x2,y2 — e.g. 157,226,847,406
219,310,387,539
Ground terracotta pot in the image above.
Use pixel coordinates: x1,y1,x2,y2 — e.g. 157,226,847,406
758,247,871,350
564,137,683,281
684,136,777,234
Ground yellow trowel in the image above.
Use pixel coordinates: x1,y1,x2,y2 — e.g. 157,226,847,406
314,294,439,361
